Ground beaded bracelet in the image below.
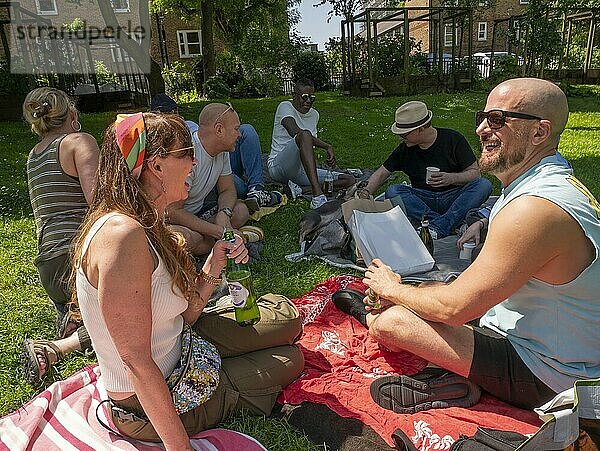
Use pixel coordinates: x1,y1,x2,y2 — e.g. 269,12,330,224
199,270,222,286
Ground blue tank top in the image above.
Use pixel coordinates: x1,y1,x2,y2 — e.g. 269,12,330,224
480,153,600,393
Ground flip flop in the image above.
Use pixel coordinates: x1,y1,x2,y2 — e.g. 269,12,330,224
21,338,64,384
370,367,481,414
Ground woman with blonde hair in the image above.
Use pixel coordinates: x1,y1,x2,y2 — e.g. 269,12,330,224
73,112,302,449
21,87,98,383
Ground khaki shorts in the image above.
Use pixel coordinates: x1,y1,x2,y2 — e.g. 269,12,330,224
110,294,304,442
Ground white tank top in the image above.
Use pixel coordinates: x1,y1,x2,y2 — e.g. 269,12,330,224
76,212,188,392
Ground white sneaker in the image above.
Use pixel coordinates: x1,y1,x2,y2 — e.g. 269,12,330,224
310,194,328,209
287,180,303,200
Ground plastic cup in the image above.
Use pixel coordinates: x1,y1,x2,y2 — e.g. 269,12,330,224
459,242,477,260
426,167,440,184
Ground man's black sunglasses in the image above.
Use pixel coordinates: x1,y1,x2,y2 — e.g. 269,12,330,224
476,109,542,130
300,93,316,103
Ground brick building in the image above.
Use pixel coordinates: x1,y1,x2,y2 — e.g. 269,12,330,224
360,0,529,54
4,0,204,72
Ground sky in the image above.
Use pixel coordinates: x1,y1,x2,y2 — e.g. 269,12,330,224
294,1,342,50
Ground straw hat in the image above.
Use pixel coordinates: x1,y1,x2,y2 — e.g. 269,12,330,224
391,101,433,134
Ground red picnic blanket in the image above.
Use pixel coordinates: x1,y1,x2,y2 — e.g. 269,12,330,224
0,365,266,451
279,275,543,450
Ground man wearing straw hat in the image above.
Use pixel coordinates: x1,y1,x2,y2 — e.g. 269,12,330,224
360,100,492,239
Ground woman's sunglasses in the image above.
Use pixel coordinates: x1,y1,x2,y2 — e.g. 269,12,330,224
161,145,195,159
476,109,542,130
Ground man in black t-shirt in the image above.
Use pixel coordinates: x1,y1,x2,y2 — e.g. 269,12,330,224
360,101,492,238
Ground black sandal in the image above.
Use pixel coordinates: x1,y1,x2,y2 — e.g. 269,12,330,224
21,338,64,384
370,367,481,414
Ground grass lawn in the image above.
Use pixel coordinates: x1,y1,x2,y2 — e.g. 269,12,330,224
1,88,599,449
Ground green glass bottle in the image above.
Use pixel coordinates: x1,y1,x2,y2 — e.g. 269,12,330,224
419,214,435,257
223,230,261,326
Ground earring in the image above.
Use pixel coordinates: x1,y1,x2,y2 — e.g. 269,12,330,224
71,119,82,132
161,179,166,193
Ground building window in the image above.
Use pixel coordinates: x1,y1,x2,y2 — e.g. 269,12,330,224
177,30,202,58
444,25,458,47
35,0,58,15
111,0,130,13
478,22,488,41
519,0,529,4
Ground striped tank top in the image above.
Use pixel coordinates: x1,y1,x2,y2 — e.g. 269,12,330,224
27,135,88,264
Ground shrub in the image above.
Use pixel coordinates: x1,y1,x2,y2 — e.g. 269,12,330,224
489,55,521,83
203,76,231,100
232,67,282,98
93,60,118,85
216,51,245,89
0,59,32,96
162,61,196,100
292,51,329,90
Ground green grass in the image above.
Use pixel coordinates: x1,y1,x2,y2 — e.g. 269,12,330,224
1,88,599,449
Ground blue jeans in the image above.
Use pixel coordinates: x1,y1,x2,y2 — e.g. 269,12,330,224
384,178,492,238
230,124,265,198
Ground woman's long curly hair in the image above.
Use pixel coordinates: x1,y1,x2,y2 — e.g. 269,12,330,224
70,113,198,306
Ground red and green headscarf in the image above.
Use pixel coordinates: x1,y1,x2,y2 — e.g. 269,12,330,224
115,112,146,179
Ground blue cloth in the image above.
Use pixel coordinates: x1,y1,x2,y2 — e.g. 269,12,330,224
384,178,492,238
229,124,265,198
480,153,600,393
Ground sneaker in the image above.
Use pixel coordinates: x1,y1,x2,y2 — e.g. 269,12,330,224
310,194,328,209
239,225,264,243
246,188,283,210
286,180,303,200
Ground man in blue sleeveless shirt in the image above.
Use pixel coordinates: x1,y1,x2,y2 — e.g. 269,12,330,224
337,78,600,412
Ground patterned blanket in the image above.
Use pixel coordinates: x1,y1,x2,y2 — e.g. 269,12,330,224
279,275,542,450
0,365,266,451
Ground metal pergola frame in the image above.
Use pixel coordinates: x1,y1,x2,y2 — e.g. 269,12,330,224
341,6,474,95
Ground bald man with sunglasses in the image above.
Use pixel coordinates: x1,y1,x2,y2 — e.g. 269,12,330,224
335,78,600,415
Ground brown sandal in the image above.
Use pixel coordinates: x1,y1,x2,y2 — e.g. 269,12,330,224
21,339,64,384
56,309,83,339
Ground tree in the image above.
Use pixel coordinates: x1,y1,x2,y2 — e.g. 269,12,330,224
151,0,299,82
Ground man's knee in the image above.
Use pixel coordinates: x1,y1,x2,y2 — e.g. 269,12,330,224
239,124,259,147
231,200,249,228
368,306,414,350
294,130,313,149
169,225,214,256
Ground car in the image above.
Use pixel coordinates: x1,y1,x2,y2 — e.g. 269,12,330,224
471,52,524,77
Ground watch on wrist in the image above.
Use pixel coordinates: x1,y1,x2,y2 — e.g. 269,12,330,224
219,207,233,218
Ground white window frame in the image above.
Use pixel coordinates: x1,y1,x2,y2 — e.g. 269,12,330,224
111,0,130,13
478,22,488,41
177,30,202,58
35,0,58,16
444,25,458,47
519,0,529,4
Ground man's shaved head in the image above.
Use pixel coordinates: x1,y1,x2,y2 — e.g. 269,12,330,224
490,78,569,145
198,103,233,126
